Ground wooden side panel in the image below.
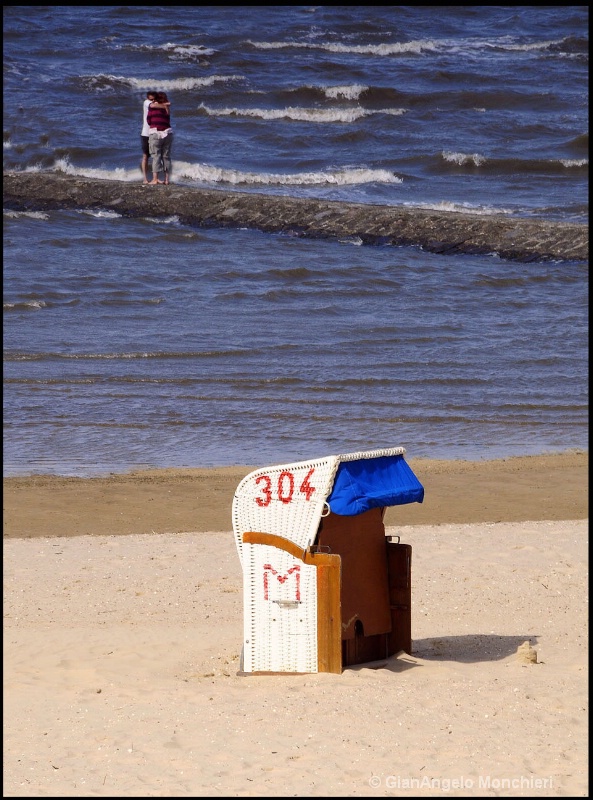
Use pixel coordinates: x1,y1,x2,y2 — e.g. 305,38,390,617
386,542,412,655
313,553,342,674
316,508,391,639
343,631,389,667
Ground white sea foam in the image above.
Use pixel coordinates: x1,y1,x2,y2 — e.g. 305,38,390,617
198,103,406,122
155,42,216,57
338,236,364,246
126,74,244,91
120,42,216,57
143,215,181,225
53,159,137,182
248,35,570,59
3,299,47,309
44,156,403,188
79,209,122,219
559,158,588,167
173,161,402,186
247,39,439,56
405,200,512,215
83,74,243,91
442,152,587,169
4,210,50,220
322,84,369,100
496,38,566,52
442,151,487,166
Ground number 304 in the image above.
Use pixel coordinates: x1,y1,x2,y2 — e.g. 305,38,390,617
255,468,316,506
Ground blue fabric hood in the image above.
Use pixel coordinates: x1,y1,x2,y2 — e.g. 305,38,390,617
326,453,424,516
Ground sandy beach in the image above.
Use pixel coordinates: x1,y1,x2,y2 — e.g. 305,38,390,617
3,452,588,797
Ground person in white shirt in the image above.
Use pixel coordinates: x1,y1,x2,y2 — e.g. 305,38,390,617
140,91,157,184
147,92,173,186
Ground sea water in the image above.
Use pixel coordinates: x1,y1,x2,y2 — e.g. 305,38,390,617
3,6,588,476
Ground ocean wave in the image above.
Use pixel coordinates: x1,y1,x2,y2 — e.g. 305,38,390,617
527,34,589,57
128,42,216,58
271,84,404,106
489,37,566,52
77,73,244,93
173,161,402,186
440,151,588,172
321,84,369,100
246,35,577,58
402,200,513,216
50,159,138,181
3,350,258,362
4,209,49,220
197,103,406,122
4,298,81,311
142,216,181,226
266,83,373,104
78,209,122,219
4,300,47,311
567,132,588,151
559,159,588,168
40,157,403,188
442,151,487,167
247,39,439,56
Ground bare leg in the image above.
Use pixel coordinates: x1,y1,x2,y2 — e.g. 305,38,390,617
141,154,149,184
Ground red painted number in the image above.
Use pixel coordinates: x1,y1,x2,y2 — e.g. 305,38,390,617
254,467,316,506
277,471,294,504
299,468,316,501
254,474,272,507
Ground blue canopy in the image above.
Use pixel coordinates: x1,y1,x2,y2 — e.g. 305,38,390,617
326,453,424,516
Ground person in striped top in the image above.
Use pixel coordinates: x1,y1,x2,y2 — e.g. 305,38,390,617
147,92,173,186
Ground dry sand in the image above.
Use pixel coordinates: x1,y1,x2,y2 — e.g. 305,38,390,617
3,453,588,797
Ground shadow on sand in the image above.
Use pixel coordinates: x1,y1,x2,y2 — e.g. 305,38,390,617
411,633,539,663
345,634,540,674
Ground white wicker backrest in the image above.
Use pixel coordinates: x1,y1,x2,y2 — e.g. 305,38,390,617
232,455,340,566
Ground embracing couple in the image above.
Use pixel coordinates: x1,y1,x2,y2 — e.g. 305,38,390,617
140,91,173,185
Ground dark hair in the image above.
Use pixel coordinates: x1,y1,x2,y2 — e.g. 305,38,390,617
156,91,169,103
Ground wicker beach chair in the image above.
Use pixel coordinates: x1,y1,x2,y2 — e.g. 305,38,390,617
232,447,424,674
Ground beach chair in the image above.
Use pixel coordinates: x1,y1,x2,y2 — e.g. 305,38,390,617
232,447,424,674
